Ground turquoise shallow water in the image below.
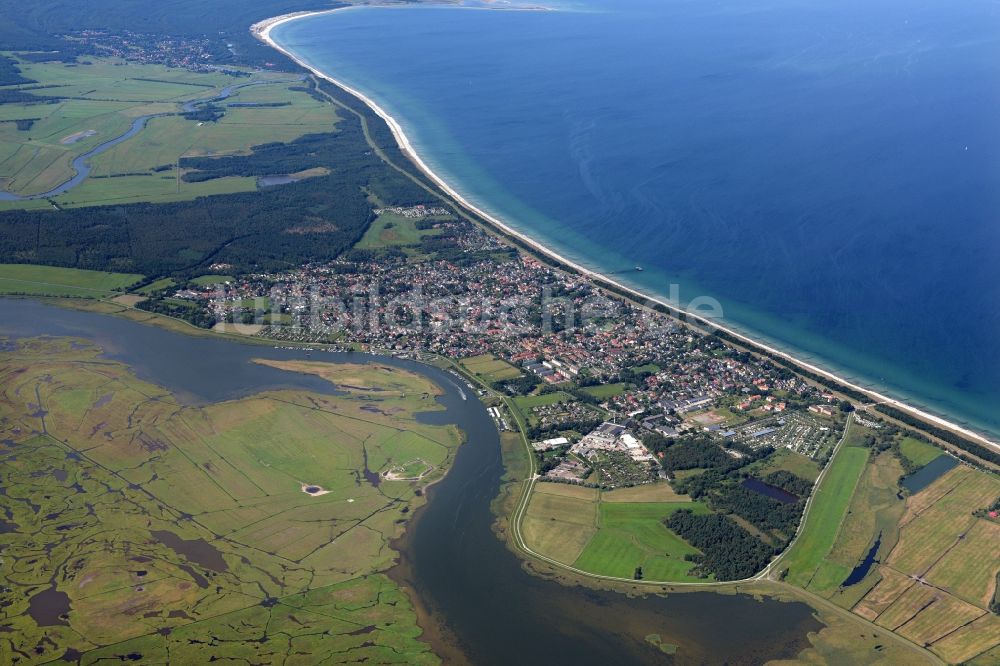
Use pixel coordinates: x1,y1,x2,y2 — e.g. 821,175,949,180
272,0,1000,439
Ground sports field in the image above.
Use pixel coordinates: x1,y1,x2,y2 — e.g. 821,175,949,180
0,55,335,207
0,263,143,297
0,338,459,663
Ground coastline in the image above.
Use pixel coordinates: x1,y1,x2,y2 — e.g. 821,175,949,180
253,9,999,452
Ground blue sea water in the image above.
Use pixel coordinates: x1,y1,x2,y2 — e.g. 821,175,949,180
271,0,1000,439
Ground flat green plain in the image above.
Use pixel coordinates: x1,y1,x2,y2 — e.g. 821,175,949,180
573,502,711,582
0,339,459,663
0,263,142,297
899,436,943,468
579,383,626,400
0,54,335,207
781,433,869,588
355,212,445,252
512,391,574,410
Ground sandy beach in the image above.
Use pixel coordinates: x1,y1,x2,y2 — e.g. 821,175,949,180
254,9,999,452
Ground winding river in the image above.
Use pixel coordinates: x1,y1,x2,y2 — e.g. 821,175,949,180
0,299,823,664
0,77,302,202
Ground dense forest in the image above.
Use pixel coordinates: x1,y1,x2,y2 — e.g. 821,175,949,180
711,485,803,535
763,470,813,498
0,178,368,276
667,510,774,581
0,0,346,69
0,55,34,85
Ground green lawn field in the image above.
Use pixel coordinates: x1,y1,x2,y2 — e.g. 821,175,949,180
810,451,906,604
780,433,869,588
572,502,711,582
0,264,142,297
522,480,712,583
579,383,627,400
752,447,822,482
355,212,445,252
512,391,575,410
898,436,943,468
459,354,522,382
189,274,235,287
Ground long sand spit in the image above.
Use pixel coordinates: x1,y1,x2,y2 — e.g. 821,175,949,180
253,9,999,453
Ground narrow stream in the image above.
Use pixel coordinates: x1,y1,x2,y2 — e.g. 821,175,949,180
0,77,302,202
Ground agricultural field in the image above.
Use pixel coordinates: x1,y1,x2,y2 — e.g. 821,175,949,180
601,482,690,503
0,264,143,298
459,354,522,383
0,338,461,663
573,502,711,582
521,481,708,582
853,464,1000,663
801,451,907,605
0,54,335,208
777,417,1000,663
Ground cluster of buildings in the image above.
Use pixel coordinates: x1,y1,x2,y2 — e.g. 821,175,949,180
569,422,655,464
373,205,450,218
169,210,836,468
63,30,229,70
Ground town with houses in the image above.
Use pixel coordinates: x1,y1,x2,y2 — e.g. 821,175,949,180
151,205,853,489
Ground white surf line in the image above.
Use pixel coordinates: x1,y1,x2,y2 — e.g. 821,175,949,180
254,10,999,452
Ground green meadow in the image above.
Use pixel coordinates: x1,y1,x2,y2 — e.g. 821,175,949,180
898,436,943,468
512,391,575,410
0,54,335,207
521,481,710,582
579,382,626,400
779,431,869,588
0,339,460,663
572,501,711,582
459,354,522,383
0,263,142,297
355,212,445,252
